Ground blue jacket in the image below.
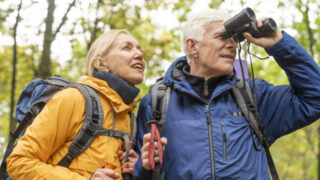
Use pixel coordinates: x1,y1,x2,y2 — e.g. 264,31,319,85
134,32,320,180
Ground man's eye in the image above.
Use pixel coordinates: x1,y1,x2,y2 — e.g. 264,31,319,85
123,45,130,50
218,35,225,39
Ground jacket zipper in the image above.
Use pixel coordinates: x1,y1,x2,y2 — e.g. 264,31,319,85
206,104,215,180
220,120,227,160
206,86,236,180
204,80,209,96
174,83,237,180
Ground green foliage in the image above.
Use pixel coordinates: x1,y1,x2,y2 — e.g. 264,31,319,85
0,45,40,159
271,122,319,180
0,0,319,178
209,0,225,8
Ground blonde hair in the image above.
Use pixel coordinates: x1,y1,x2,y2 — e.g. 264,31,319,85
86,29,130,76
182,9,231,62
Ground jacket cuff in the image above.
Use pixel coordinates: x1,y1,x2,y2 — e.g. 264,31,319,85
265,31,292,56
265,31,302,68
134,158,153,179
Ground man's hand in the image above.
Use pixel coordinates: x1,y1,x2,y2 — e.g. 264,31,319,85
243,17,283,48
118,149,138,175
90,168,120,180
141,133,167,171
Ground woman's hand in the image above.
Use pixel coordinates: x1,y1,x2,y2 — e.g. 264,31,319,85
90,168,120,180
140,133,167,171
118,149,139,175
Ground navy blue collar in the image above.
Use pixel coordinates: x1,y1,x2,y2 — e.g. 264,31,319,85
93,71,140,105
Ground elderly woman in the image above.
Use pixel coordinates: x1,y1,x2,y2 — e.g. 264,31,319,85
7,29,145,180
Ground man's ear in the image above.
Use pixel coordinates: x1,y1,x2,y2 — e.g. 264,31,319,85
93,57,109,71
186,38,199,58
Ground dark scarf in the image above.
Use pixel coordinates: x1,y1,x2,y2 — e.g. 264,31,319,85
93,71,140,105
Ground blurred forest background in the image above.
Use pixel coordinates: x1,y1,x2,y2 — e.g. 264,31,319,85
0,0,319,179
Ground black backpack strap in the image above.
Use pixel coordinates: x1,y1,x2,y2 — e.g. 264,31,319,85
94,127,131,161
146,78,171,180
148,79,172,130
232,79,279,180
58,83,104,167
130,113,137,146
0,100,47,179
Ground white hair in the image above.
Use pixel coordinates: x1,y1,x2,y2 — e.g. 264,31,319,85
182,9,231,63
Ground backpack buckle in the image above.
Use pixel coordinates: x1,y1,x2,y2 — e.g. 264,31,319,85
152,111,161,120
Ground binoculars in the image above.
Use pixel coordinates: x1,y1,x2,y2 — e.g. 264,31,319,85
221,7,277,42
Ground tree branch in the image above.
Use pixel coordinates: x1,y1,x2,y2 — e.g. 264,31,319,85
53,0,76,39
9,0,23,134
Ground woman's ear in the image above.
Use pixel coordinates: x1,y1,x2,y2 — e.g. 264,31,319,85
186,39,199,59
93,57,109,71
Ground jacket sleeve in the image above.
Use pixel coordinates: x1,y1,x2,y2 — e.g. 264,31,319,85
255,31,320,144
133,93,153,179
7,88,87,180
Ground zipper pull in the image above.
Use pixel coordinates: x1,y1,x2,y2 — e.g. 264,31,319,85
204,80,209,96
220,120,227,161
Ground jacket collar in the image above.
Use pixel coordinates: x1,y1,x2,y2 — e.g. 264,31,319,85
163,56,238,100
93,71,140,105
80,77,140,113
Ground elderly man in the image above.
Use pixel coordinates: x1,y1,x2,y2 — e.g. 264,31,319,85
134,8,320,180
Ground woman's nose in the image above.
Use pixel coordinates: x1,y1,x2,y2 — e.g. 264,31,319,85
134,48,143,59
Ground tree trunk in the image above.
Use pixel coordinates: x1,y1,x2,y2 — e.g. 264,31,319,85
304,0,314,57
38,0,76,78
38,0,55,79
9,0,23,135
296,0,318,178
87,0,103,51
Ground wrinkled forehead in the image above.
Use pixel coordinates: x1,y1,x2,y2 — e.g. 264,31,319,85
203,21,225,35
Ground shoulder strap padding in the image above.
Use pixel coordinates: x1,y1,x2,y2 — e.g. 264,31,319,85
58,83,104,167
231,79,279,180
149,79,172,132
231,79,264,144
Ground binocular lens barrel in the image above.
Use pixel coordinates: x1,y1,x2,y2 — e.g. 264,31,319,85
222,7,277,42
224,7,256,35
261,18,277,33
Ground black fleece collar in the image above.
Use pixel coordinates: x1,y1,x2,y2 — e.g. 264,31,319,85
172,61,226,101
93,71,140,105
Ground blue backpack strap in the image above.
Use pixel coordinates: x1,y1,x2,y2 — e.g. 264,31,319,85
232,79,279,180
58,83,104,167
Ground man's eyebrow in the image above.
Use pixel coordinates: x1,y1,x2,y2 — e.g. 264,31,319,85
209,32,221,37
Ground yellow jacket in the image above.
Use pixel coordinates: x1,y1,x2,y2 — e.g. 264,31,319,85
7,77,139,180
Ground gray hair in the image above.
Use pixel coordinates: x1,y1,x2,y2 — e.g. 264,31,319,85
181,9,231,63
